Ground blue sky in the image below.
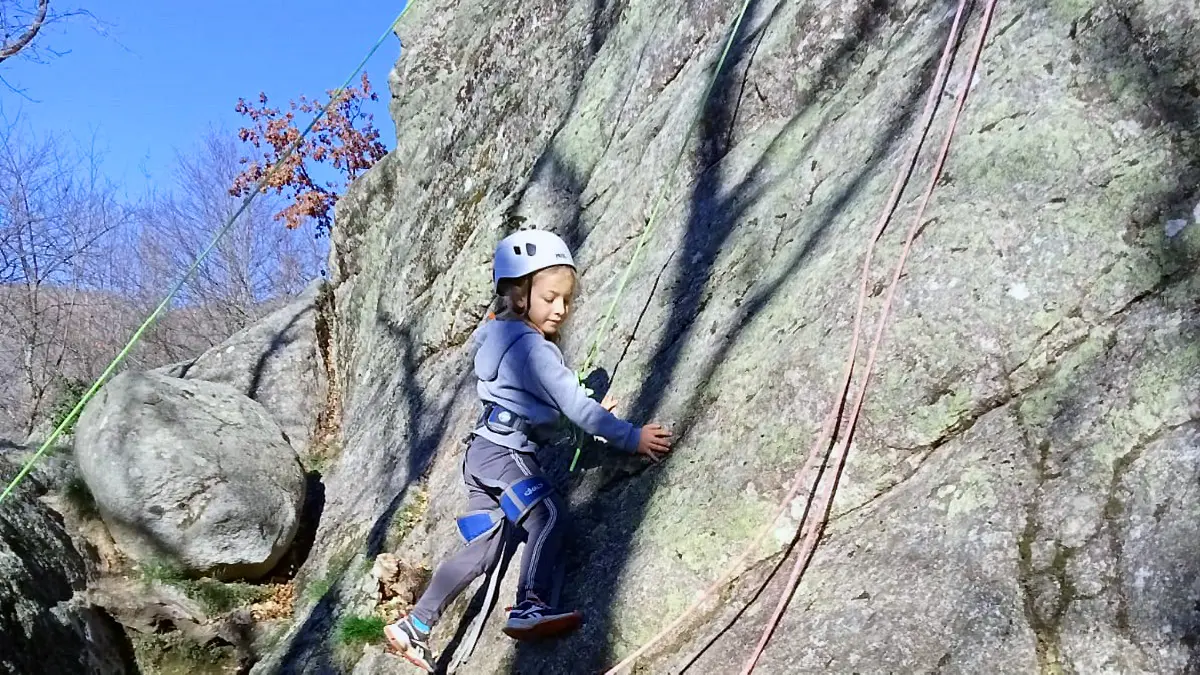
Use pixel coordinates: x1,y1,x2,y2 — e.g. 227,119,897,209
1,0,403,197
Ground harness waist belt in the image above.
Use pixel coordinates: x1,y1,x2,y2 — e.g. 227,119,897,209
477,402,531,436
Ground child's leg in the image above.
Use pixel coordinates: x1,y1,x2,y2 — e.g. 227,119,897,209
467,440,568,606
409,488,505,628
491,448,580,640
513,488,568,605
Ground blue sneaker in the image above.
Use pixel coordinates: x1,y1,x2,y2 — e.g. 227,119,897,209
502,593,582,640
384,615,435,672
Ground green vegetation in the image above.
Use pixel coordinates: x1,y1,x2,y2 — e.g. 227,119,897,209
301,575,334,605
331,613,386,670
337,614,386,647
130,632,236,675
48,378,90,434
300,544,357,605
62,475,99,519
386,486,429,549
138,561,272,614
185,578,272,614
139,560,188,584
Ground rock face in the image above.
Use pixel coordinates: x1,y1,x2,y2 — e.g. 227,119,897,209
0,458,135,674
74,371,306,581
157,281,330,456
260,0,1200,673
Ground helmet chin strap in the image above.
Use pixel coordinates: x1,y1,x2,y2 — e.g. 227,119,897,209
515,280,538,330
498,277,559,342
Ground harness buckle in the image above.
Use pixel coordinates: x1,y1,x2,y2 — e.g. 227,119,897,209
479,402,530,436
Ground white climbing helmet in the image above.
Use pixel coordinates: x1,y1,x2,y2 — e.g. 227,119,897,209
492,229,575,291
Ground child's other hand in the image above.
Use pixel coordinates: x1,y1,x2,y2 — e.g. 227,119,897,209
601,395,618,412
636,424,673,463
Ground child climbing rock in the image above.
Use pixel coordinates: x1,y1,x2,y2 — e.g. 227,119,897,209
384,229,673,672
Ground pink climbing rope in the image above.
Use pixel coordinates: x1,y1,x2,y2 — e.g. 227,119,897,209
739,0,1001,672
602,0,1000,671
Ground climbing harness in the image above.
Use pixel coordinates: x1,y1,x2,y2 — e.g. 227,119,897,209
601,0,1001,672
480,402,532,437
451,409,555,662
456,509,503,543
0,4,416,506
569,0,758,472
500,476,551,524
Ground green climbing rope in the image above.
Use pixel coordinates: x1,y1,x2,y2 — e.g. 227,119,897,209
0,3,415,506
570,0,757,471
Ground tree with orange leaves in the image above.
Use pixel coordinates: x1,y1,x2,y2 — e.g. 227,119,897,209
231,72,388,235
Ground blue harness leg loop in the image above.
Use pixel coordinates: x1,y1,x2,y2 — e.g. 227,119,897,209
499,476,550,524
456,509,502,543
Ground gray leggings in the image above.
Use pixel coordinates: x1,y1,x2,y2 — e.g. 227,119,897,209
410,436,566,628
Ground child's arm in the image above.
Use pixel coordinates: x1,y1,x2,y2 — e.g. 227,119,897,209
523,340,641,453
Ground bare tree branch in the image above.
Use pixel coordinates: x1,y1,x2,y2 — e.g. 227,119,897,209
0,121,326,438
133,130,325,360
0,119,135,436
0,0,48,64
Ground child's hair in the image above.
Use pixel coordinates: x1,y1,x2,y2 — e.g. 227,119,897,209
494,264,577,341
496,275,534,317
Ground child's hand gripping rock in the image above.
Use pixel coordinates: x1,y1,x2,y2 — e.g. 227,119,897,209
601,396,673,463
637,424,673,463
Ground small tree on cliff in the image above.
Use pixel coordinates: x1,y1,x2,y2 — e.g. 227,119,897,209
231,72,388,236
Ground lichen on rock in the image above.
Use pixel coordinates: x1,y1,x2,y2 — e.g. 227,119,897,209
256,0,1200,673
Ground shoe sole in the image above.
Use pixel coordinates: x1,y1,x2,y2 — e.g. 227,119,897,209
502,613,583,641
384,624,435,673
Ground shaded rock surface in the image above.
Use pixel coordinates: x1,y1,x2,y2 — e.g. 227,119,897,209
0,457,136,674
258,0,1200,673
156,281,330,455
74,371,306,581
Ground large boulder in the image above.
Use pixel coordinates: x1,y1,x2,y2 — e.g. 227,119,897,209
157,278,333,451
157,281,330,456
74,371,306,580
0,458,135,674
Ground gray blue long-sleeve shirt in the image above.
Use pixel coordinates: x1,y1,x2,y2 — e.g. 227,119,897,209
472,318,640,453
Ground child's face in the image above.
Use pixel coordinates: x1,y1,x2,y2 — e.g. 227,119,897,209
525,267,576,336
